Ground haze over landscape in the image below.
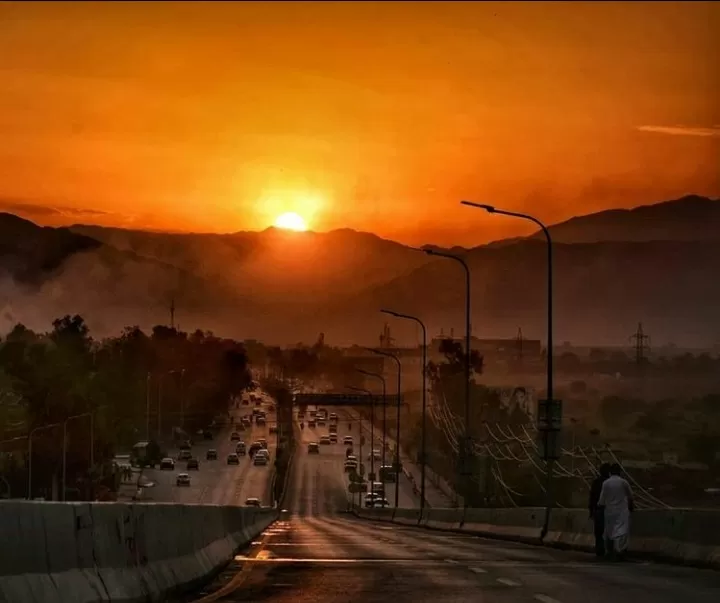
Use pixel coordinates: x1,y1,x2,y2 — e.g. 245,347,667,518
2,3,720,603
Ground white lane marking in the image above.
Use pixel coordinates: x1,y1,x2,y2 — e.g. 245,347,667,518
497,578,521,587
534,595,562,603
469,567,487,574
444,558,460,564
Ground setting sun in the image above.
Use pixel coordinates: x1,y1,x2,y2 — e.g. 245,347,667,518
274,212,308,232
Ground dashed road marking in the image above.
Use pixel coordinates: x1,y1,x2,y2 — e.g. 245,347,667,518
469,567,487,574
497,578,521,587
444,558,460,564
534,595,562,603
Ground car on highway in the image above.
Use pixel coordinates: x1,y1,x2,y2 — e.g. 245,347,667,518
176,473,191,487
371,481,385,495
241,416,251,427
206,449,218,460
319,435,331,445
235,442,246,455
344,459,358,472
248,442,263,457
330,412,338,422
343,436,353,445
371,498,390,508
307,442,320,454
226,453,240,465
178,449,192,461
186,458,199,470
329,433,338,444
308,419,316,428
244,497,261,507
317,418,326,426
160,457,175,470
269,425,277,434
253,453,269,466
258,438,268,449
364,493,385,507
368,449,382,461
256,416,266,426
230,431,241,441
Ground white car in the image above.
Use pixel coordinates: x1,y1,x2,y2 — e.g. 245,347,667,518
253,454,269,466
176,473,191,486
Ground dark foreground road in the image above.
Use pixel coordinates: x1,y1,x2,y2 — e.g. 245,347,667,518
180,412,720,603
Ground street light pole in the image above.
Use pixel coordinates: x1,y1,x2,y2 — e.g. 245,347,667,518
368,347,402,510
422,248,472,508
347,385,372,508
180,369,186,430
27,422,61,500
145,372,151,441
348,384,375,503
382,309,428,512
461,201,554,526
357,369,387,469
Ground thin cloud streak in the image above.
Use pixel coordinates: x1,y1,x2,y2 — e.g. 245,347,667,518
636,125,720,138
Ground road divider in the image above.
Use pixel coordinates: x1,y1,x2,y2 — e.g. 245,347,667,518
353,505,720,569
0,501,278,603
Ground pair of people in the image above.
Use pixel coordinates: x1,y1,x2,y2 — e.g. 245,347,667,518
589,462,634,560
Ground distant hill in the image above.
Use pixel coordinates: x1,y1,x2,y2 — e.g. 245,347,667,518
535,195,720,244
2,194,720,346
0,213,100,284
317,238,720,347
69,224,432,305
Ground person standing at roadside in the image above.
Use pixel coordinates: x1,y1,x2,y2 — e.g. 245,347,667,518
589,462,611,557
598,463,634,560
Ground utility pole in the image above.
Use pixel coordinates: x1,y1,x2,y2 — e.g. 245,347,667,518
170,298,176,330
630,322,650,366
515,327,524,364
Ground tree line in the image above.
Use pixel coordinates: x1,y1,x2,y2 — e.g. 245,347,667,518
0,316,251,500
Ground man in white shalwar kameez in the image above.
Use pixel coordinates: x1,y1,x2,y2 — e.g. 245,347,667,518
597,463,634,560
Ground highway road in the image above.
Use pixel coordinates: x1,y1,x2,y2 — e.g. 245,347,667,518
138,398,277,506
181,409,720,603
342,408,420,508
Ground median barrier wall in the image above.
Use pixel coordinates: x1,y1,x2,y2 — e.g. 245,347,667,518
354,505,720,569
392,507,422,526
462,507,545,544
0,501,278,603
423,508,464,531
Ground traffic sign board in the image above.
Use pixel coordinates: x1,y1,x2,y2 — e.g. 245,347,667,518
537,399,562,430
293,393,405,407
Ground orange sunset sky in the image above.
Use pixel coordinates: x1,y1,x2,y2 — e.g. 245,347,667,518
1,1,718,246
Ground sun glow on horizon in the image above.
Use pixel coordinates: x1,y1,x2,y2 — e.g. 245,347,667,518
274,211,308,232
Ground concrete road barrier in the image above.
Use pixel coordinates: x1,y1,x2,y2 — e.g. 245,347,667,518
392,507,422,526
353,504,720,569
462,507,545,545
422,508,463,531
0,501,278,603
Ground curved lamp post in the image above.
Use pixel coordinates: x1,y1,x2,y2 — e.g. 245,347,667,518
347,384,375,504
381,309,429,512
421,248,473,508
461,200,554,529
357,368,387,468
367,347,403,509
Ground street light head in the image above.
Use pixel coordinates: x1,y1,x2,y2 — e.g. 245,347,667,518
461,200,495,213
